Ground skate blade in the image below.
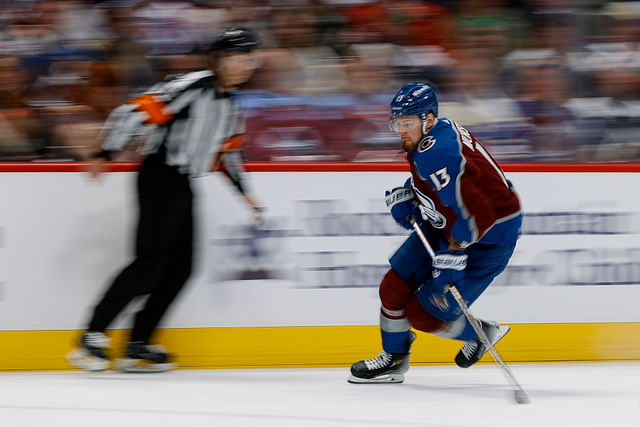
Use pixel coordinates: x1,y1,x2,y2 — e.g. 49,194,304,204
114,358,176,373
347,373,405,384
66,348,110,372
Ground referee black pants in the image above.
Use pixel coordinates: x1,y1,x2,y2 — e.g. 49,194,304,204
88,153,193,343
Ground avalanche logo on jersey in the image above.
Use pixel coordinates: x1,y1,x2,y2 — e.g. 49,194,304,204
418,135,436,152
413,187,446,229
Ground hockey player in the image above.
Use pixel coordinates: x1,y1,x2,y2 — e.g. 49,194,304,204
349,82,522,383
66,27,262,372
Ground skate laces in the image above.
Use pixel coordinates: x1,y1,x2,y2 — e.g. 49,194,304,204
126,342,170,363
364,352,392,370
460,341,479,359
460,322,499,359
84,332,110,348
144,344,168,355
129,342,167,355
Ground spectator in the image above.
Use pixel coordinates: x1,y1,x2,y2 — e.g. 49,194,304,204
0,54,45,159
511,56,579,161
442,52,532,161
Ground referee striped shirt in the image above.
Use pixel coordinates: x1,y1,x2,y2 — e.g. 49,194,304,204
100,70,246,185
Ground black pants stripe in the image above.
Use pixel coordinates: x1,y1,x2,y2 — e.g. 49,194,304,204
88,153,193,343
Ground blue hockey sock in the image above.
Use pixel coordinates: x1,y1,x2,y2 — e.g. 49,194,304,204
381,329,411,354
379,311,411,353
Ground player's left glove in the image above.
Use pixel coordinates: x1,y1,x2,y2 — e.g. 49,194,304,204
385,186,421,230
431,251,468,294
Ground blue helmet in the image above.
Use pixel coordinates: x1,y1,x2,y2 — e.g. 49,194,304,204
390,83,438,120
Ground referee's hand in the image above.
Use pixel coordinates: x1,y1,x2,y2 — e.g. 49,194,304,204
87,158,107,181
243,194,264,226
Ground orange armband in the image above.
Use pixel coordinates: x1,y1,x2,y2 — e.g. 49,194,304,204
218,135,244,153
129,94,174,125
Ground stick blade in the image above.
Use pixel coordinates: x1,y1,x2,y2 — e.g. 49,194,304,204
514,389,530,404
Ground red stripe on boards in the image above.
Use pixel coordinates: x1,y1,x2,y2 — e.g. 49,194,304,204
1,161,640,173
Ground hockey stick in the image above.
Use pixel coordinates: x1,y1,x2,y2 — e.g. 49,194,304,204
409,218,530,404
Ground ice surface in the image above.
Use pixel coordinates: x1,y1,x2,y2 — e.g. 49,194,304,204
0,363,638,426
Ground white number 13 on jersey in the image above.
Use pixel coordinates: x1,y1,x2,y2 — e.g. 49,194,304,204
429,167,450,191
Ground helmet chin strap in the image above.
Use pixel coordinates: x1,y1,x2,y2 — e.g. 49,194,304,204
419,112,430,135
418,116,431,147
421,114,436,135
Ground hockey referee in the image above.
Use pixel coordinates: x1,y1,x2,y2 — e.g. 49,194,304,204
66,27,262,372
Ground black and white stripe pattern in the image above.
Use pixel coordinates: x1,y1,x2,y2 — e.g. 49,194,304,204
100,70,243,180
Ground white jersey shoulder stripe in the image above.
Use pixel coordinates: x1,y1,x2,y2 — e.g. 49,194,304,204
153,70,213,100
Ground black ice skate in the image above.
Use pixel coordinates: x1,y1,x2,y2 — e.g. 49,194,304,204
348,331,416,384
455,321,510,368
65,332,111,371
115,341,176,373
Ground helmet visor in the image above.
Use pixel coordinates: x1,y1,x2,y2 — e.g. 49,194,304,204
389,116,422,133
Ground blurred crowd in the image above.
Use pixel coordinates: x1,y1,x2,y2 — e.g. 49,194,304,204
1,0,639,163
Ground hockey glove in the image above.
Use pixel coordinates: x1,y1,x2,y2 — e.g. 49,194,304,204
431,251,468,294
385,186,422,230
